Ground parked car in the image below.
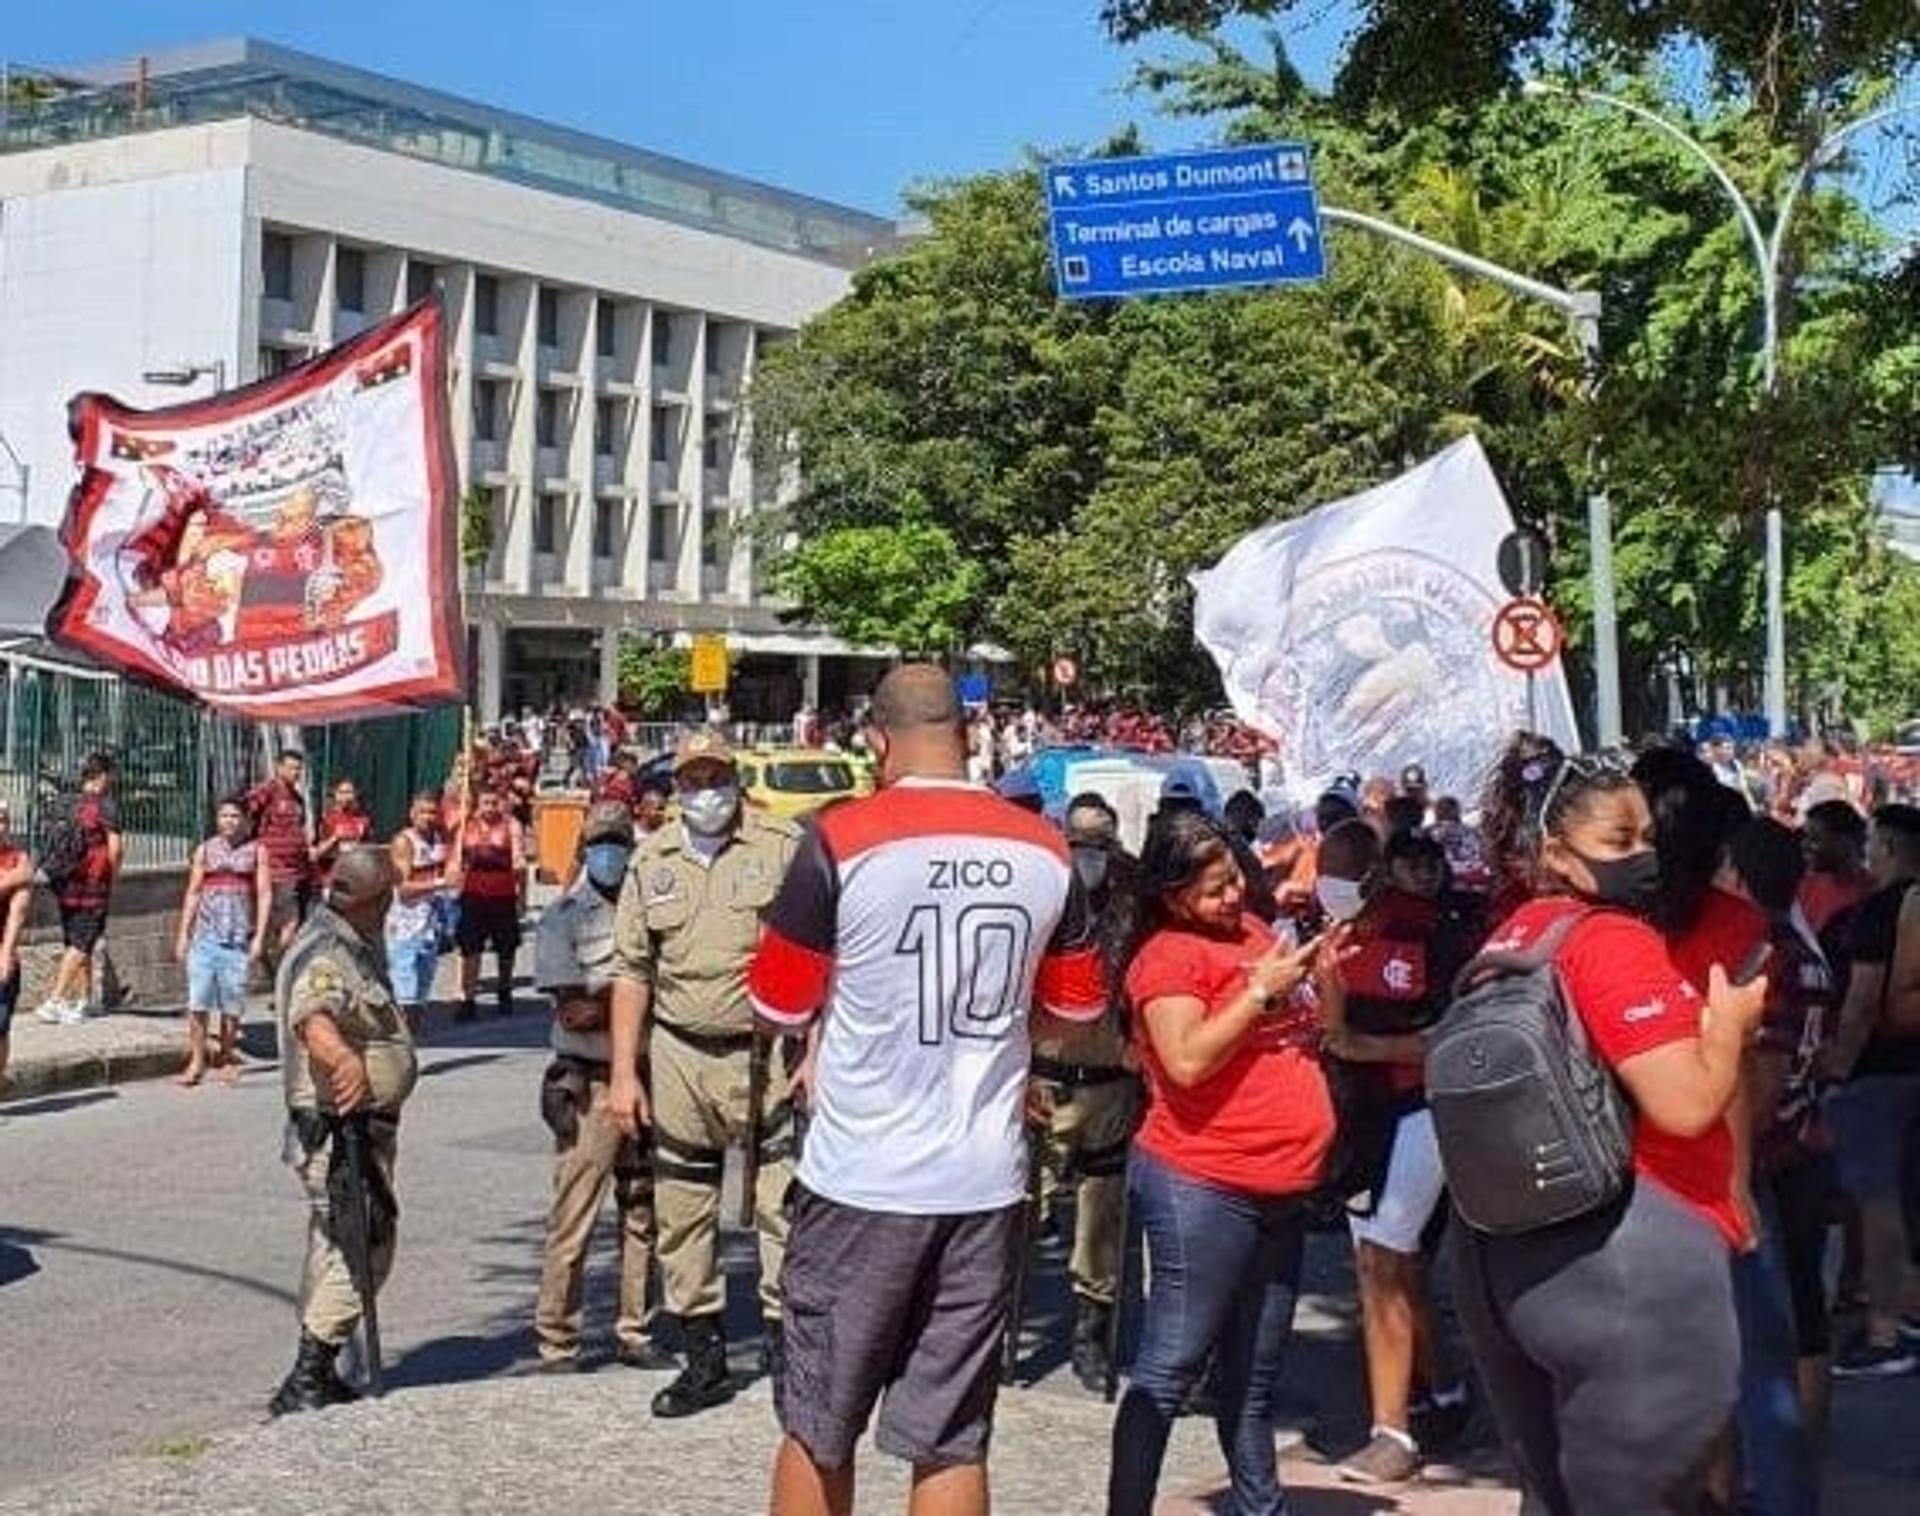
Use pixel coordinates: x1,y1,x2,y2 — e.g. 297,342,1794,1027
737,747,864,819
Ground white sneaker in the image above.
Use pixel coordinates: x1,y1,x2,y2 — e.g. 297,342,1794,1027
58,1000,92,1024
33,999,73,1025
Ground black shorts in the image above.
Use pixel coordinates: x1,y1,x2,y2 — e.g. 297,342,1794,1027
455,898,521,956
59,906,107,954
0,966,18,1037
780,1185,1023,1470
269,880,314,935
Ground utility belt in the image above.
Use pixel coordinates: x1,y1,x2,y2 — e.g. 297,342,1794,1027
540,1053,638,1154
287,1106,401,1155
653,1019,757,1057
1031,1056,1138,1090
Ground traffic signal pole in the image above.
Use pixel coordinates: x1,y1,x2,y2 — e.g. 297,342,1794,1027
1319,205,1623,746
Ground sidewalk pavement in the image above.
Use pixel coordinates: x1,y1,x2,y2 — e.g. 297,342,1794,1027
2,1008,210,1103
0,1370,1524,1516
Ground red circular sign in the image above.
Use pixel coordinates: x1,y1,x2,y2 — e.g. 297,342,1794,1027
1051,656,1079,688
1491,597,1564,672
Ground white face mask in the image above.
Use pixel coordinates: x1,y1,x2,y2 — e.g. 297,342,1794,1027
1315,875,1367,923
679,784,740,837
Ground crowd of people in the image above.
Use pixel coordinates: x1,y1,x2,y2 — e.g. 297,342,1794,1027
3,682,1916,1516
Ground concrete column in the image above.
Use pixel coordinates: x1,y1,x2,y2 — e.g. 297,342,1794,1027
599,626,623,706
803,653,821,707
477,617,505,725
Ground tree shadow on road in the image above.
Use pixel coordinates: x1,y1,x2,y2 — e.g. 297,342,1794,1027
0,1223,296,1305
0,1089,118,1118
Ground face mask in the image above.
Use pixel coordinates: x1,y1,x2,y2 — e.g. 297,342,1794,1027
1316,876,1367,922
1071,844,1111,897
583,843,631,891
1572,847,1662,916
680,785,740,837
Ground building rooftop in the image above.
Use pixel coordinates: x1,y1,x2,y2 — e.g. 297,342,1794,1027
0,37,899,267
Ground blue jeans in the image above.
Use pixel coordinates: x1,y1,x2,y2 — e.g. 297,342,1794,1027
1107,1148,1306,1516
1733,1211,1817,1516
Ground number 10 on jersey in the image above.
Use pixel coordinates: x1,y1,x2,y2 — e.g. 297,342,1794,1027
895,902,1035,1046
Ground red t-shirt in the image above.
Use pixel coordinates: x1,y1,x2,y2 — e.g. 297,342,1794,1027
245,779,311,885
315,807,372,886
1669,887,1772,993
1125,918,1335,1196
1494,897,1746,1247
57,792,120,912
1797,871,1870,936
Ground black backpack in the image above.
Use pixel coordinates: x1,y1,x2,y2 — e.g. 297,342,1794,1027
37,795,89,888
1425,908,1633,1234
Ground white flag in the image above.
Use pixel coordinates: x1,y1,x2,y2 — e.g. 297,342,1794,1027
1191,435,1582,805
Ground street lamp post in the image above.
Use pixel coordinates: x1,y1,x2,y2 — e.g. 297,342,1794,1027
1524,80,1920,738
1319,205,1624,746
141,360,228,393
0,430,28,523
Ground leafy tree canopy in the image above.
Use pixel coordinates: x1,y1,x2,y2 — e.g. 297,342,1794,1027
752,29,1918,732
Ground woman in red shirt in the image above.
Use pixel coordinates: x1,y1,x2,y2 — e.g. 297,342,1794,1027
1106,809,1341,1516
1449,739,1768,1516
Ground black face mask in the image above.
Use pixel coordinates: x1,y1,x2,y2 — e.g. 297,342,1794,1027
1572,847,1662,917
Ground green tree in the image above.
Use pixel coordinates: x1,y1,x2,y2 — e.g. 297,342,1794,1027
749,37,1917,726
459,485,493,568
768,520,985,659
617,640,692,718
1099,2,1918,124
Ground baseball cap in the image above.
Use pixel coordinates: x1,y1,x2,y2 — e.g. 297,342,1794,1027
673,727,735,773
1159,772,1205,805
996,767,1041,804
1318,776,1362,810
582,801,636,847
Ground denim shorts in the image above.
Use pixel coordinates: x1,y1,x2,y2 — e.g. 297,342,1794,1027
387,935,439,1007
186,940,250,1016
1828,1075,1920,1201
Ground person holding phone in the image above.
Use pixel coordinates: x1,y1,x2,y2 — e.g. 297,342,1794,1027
1107,808,1344,1516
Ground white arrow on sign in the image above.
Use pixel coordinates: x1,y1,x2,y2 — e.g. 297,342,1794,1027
1052,173,1078,199
1287,217,1316,253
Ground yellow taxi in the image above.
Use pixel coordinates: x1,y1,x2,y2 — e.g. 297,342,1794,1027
738,746,869,820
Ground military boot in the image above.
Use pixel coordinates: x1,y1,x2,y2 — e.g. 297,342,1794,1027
268,1331,359,1417
1070,1300,1113,1395
651,1315,735,1418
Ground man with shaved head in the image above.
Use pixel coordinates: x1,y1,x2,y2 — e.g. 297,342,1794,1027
270,842,416,1417
750,663,1108,1516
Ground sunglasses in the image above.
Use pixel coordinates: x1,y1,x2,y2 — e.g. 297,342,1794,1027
1532,749,1634,833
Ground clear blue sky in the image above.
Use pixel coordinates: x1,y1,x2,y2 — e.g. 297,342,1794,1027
4,2,1353,215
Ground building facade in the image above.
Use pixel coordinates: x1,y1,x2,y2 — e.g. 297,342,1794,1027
0,39,899,721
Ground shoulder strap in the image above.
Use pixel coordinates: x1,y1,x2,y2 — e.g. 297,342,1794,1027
1452,906,1595,999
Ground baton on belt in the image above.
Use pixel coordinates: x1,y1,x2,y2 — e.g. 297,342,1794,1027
741,1033,770,1228
330,1113,385,1395
1000,1115,1046,1387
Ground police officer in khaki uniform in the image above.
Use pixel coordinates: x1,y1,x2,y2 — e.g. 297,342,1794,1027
270,845,417,1417
607,728,800,1419
532,802,674,1371
1030,794,1142,1394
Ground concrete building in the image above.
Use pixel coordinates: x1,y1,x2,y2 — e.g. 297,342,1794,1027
0,38,901,721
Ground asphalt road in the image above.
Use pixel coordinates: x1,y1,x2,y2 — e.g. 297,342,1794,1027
3,995,1911,1513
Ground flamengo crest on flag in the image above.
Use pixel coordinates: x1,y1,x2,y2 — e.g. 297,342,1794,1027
1190,435,1582,805
50,301,465,722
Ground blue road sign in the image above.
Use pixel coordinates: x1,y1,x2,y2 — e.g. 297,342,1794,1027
1043,142,1324,300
